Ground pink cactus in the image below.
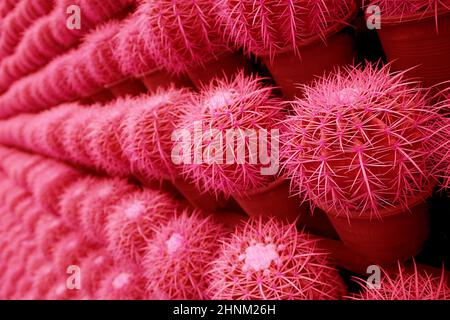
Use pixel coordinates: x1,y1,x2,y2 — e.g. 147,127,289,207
52,233,96,271
143,209,227,300
80,249,115,295
35,217,70,259
134,0,229,75
433,114,450,190
0,0,54,61
31,264,61,299
97,267,147,300
180,72,284,198
86,100,131,177
79,177,137,244
123,88,191,182
281,63,443,217
208,218,346,300
113,9,158,77
105,189,179,265
351,262,450,300
216,0,354,58
58,177,95,227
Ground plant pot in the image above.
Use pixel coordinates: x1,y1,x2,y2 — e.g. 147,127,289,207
233,178,339,238
172,177,228,212
325,191,431,265
107,78,147,98
140,69,194,93
261,9,357,99
375,10,450,90
186,51,253,89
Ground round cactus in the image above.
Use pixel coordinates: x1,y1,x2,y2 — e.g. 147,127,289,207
135,0,229,75
208,218,346,300
281,64,442,217
351,262,450,300
52,233,96,271
216,0,355,58
35,217,70,259
79,177,137,244
123,88,191,182
106,189,180,265
143,209,227,300
179,72,284,198
97,267,147,300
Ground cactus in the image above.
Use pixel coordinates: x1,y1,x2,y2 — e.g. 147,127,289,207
123,88,191,182
351,261,450,300
281,64,443,217
136,0,228,75
216,0,354,58
143,209,227,300
105,189,179,265
97,267,147,300
180,72,284,198
208,218,346,300
80,250,115,296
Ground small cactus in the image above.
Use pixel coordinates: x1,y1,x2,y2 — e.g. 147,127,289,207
208,218,346,300
143,209,227,300
180,72,284,198
281,64,443,216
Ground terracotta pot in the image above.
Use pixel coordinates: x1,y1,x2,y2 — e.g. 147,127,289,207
186,51,253,89
325,191,431,265
140,69,194,93
108,78,147,98
261,8,358,99
172,177,228,212
233,178,339,238
376,9,450,90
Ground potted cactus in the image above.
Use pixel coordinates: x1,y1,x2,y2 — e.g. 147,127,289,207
133,0,251,89
366,0,450,89
208,218,346,300
178,72,303,220
281,63,444,264
143,208,227,300
216,0,358,98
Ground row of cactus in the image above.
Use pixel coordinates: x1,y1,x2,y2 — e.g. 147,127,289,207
1,146,449,300
0,65,449,216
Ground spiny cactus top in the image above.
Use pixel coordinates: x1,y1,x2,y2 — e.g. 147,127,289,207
179,72,285,198
281,63,444,217
216,0,355,58
208,218,346,300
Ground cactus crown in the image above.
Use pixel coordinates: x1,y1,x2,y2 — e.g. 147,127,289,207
180,72,284,198
281,63,442,217
216,0,354,58
208,217,345,300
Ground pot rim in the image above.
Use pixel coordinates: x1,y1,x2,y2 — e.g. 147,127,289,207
260,2,358,57
324,183,435,220
368,7,450,25
233,176,289,199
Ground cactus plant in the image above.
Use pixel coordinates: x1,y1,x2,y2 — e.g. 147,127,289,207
123,88,191,182
80,249,115,295
97,267,147,300
208,218,346,300
351,262,450,300
281,63,442,217
366,0,450,17
180,72,284,199
105,189,179,265
216,0,354,58
136,0,229,75
143,209,227,300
